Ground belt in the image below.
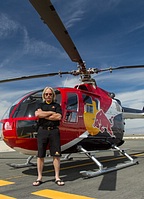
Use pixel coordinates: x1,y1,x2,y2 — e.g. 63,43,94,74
41,126,58,130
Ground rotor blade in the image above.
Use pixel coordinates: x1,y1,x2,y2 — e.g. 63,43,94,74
110,65,144,71
93,65,144,73
0,71,71,83
29,0,86,72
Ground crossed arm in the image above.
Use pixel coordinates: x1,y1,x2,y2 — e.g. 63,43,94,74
35,108,62,121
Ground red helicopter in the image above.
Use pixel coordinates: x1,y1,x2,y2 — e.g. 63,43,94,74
0,0,144,177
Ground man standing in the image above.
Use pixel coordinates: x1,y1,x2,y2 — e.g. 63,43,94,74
33,87,64,186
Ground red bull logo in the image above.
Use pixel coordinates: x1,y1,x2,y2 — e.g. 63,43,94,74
93,109,115,137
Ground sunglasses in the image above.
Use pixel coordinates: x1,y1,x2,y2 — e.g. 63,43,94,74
45,93,53,96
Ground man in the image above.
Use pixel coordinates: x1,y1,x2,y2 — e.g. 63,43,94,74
33,87,64,186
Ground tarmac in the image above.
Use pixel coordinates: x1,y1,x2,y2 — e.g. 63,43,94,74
0,135,144,199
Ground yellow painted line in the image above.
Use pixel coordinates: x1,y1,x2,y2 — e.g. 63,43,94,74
0,194,16,199
134,153,144,157
32,189,96,199
0,180,15,186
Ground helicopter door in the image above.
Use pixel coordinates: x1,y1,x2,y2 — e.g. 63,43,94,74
64,92,78,123
82,94,100,136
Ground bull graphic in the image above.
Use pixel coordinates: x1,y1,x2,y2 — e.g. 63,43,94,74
93,109,115,137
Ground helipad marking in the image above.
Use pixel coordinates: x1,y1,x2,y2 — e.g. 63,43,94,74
0,194,16,199
0,180,15,186
32,189,96,199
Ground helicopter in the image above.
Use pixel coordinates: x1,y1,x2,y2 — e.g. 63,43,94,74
0,0,144,178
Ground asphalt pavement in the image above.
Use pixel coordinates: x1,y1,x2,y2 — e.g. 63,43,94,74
0,137,144,199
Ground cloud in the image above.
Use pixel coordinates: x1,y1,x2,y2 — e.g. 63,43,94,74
22,28,66,58
53,0,101,29
116,89,144,134
0,13,67,71
0,13,19,39
127,22,144,34
95,70,144,88
58,0,122,29
88,0,121,14
117,89,144,109
62,0,87,28
61,76,79,87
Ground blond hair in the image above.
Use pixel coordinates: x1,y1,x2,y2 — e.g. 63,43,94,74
42,87,56,102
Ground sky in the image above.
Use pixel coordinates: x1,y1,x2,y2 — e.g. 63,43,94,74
0,0,144,135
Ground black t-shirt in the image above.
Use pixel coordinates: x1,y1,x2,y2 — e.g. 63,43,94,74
37,101,62,128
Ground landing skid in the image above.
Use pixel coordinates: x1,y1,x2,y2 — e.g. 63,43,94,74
78,145,139,178
7,154,72,168
7,155,36,168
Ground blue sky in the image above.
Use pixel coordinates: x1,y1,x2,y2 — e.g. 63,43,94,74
0,0,144,134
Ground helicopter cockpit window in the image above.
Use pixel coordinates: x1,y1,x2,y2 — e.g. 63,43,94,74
16,120,38,138
94,98,99,110
15,89,62,138
65,93,78,123
82,94,93,113
12,89,62,118
55,89,61,104
12,92,43,118
67,93,78,111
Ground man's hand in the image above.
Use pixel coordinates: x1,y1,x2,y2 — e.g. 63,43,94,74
46,113,62,121
35,109,55,118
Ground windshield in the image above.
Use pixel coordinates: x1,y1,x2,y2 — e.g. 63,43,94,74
2,89,62,119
